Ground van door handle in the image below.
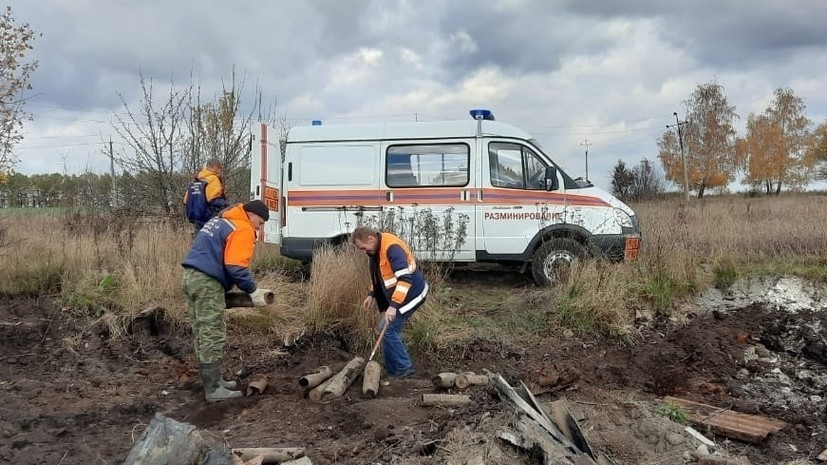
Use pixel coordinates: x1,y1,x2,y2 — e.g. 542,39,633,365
386,191,392,202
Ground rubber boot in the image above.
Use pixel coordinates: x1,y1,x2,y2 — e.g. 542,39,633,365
200,362,242,402
219,378,238,389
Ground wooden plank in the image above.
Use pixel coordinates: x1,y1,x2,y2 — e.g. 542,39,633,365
665,396,787,431
664,396,787,444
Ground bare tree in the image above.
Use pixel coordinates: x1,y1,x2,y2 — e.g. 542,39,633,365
0,6,39,176
629,158,664,201
111,74,190,214
184,70,257,203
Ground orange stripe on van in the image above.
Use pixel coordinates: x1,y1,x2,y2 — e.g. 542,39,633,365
289,189,383,207
286,188,611,208
482,188,611,207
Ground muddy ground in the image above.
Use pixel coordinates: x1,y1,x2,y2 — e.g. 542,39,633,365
0,274,825,465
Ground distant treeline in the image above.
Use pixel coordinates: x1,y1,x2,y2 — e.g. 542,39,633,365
0,170,251,214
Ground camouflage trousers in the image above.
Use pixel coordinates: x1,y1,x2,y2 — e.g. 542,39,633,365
181,268,226,364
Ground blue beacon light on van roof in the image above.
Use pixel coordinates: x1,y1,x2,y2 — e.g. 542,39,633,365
469,109,495,121
311,120,322,126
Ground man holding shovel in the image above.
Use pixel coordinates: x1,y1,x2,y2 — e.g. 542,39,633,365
351,226,428,379
181,200,273,401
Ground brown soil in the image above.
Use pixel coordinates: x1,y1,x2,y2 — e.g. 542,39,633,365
0,278,825,465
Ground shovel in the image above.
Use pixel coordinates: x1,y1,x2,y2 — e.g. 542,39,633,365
368,320,388,363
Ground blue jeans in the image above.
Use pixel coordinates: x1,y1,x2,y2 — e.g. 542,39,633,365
379,308,417,376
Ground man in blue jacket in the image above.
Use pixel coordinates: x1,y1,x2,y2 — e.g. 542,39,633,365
181,200,272,402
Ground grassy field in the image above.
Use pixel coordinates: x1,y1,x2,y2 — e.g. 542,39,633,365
1,194,825,350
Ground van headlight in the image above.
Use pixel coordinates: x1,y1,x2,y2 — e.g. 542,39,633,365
614,208,634,228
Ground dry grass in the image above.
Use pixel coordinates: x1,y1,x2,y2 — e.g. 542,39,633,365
305,244,376,348
635,194,827,263
225,269,307,338
0,211,306,338
1,194,825,346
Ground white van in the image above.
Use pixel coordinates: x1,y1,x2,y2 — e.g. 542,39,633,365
250,110,641,285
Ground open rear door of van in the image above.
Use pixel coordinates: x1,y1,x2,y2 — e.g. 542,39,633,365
250,122,282,245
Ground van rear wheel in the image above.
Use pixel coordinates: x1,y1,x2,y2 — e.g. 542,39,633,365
531,238,587,286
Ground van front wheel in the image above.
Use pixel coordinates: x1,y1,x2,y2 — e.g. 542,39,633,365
531,238,587,286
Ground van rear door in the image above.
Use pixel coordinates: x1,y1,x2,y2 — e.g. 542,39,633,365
250,122,282,245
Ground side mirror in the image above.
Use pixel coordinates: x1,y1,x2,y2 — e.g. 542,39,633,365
544,166,559,191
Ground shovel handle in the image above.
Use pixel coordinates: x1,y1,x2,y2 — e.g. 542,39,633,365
368,322,388,362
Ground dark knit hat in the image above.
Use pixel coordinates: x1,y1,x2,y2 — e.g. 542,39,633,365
243,200,270,221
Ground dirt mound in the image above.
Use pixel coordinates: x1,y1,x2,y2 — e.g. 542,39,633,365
0,291,824,464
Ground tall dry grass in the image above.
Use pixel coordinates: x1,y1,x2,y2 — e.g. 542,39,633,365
305,244,376,349
0,212,191,315
0,211,304,339
635,194,827,263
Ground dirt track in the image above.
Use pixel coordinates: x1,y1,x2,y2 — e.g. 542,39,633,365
0,277,825,464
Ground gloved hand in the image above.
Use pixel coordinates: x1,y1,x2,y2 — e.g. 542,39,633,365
249,288,273,307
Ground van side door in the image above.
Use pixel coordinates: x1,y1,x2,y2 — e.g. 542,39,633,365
479,141,566,256
381,141,476,262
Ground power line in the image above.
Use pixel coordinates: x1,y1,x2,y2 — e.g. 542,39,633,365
21,133,103,140
16,141,119,150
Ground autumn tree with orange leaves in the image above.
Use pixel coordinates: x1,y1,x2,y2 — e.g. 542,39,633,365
658,81,738,198
807,121,827,180
736,114,784,195
736,88,812,195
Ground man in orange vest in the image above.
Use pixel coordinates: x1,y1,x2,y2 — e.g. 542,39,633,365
351,226,428,379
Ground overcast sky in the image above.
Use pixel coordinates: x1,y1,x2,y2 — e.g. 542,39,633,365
9,0,827,192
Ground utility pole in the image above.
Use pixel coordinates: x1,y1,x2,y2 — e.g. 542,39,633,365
580,139,593,181
109,137,117,208
667,112,689,200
